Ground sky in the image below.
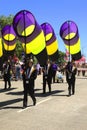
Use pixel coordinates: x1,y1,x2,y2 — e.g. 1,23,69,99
0,0,87,60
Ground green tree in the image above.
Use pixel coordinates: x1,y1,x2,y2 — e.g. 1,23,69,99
56,51,65,65
15,40,23,59
0,15,14,29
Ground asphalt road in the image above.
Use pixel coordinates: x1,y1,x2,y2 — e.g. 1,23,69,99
0,75,87,130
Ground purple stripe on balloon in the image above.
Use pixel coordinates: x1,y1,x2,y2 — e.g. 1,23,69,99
46,35,56,46
3,40,16,46
63,33,79,46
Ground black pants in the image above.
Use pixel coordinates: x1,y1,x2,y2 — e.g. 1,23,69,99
43,76,51,93
68,80,75,95
52,71,56,83
4,79,11,89
23,82,36,105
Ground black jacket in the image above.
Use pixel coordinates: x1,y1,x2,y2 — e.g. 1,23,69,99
23,66,37,87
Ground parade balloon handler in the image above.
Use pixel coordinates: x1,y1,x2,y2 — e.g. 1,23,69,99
42,60,53,94
22,59,37,108
66,61,77,96
3,60,11,89
60,21,81,96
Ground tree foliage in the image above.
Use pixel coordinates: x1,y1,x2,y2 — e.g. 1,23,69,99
0,15,14,29
56,51,65,65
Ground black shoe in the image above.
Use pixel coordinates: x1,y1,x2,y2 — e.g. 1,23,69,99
67,94,71,97
72,93,75,95
33,99,36,106
49,90,51,93
23,102,27,108
8,86,11,89
23,104,27,108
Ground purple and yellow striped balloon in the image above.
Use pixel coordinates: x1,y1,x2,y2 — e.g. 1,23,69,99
0,31,3,58
2,25,16,52
13,10,47,66
41,23,58,61
0,31,3,70
60,20,81,60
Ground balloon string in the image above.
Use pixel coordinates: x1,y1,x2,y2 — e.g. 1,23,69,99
7,25,11,60
68,21,71,62
23,12,26,55
23,11,28,67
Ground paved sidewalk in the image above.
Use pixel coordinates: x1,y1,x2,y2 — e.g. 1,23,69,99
0,75,87,130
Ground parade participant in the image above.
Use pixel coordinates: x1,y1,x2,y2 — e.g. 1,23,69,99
66,61,77,96
3,60,11,89
42,60,53,94
22,59,37,108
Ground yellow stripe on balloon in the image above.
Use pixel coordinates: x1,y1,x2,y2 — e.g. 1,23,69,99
65,33,76,40
46,40,58,55
22,44,31,54
22,25,35,36
4,43,16,51
4,34,15,41
65,38,81,54
46,33,52,41
23,31,46,55
0,38,3,57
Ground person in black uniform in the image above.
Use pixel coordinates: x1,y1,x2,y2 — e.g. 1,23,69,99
66,61,77,96
3,60,11,89
42,60,53,94
23,59,37,108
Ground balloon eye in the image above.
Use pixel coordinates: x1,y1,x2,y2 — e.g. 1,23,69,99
65,33,76,40
46,33,52,41
22,25,35,36
4,34,15,41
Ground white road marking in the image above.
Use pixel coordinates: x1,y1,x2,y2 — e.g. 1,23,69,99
36,97,52,105
17,97,52,113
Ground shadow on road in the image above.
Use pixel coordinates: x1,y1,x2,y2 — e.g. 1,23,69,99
6,89,42,96
0,88,17,93
34,88,42,91
35,90,65,97
52,94,68,97
0,98,22,109
0,106,23,110
6,91,23,96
